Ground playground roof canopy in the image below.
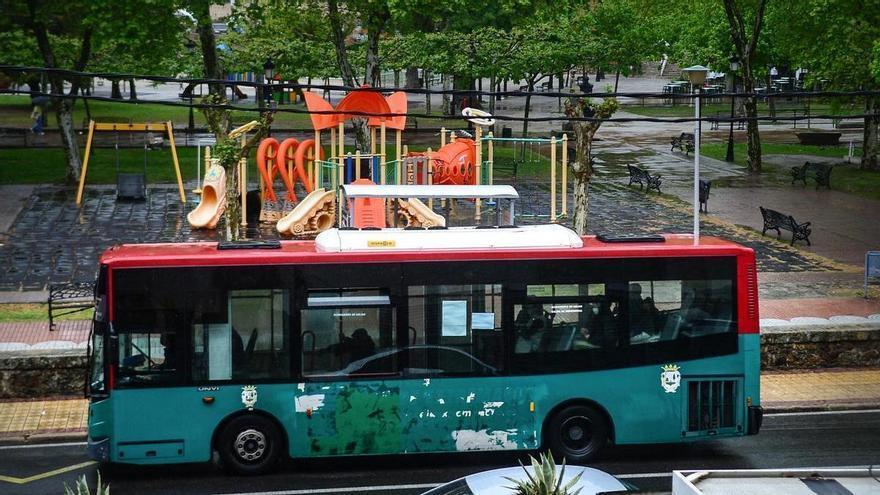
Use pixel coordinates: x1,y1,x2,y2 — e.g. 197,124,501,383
339,184,519,199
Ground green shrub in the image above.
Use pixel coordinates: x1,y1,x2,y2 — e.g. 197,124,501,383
63,472,109,495
504,452,583,495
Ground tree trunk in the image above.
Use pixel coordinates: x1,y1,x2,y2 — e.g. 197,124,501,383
128,78,137,100
225,161,241,241
489,75,496,116
56,99,82,184
111,79,122,99
740,69,762,173
424,71,432,115
572,170,590,235
327,0,359,88
405,67,421,89
394,70,400,88
442,74,451,115
614,69,621,93
521,77,538,152
570,121,597,235
863,95,880,170
743,96,762,173
194,2,224,98
365,24,382,87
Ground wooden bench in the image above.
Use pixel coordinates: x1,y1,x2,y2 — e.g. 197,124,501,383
759,206,812,246
791,162,833,189
48,282,96,331
699,180,711,212
671,132,695,155
627,165,662,193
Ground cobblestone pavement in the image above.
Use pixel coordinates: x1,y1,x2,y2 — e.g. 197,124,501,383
0,169,838,291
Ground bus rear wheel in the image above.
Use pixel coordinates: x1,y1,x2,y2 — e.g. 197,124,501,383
546,405,608,462
217,415,282,475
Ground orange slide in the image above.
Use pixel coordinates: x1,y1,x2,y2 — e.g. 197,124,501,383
187,164,226,229
431,139,477,186
257,137,321,203
350,178,386,229
256,138,280,201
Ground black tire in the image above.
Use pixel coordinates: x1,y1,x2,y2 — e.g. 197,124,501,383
217,414,283,475
546,405,609,462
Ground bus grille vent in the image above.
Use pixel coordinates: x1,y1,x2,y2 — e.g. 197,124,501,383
687,380,737,433
746,263,758,321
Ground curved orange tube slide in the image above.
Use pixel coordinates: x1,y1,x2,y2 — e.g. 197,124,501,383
256,138,280,201
275,138,301,201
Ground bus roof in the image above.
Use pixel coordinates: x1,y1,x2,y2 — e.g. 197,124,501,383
99,227,754,269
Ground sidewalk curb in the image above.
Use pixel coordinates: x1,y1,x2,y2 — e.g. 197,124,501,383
0,430,86,446
762,401,880,414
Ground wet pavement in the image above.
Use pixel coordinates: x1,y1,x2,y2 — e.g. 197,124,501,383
0,161,837,291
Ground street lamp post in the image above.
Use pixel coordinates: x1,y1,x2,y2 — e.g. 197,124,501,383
263,59,275,112
682,65,709,244
725,56,739,162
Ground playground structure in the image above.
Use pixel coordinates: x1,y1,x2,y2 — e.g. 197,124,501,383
186,162,226,229
187,120,262,230
185,85,573,236
76,121,185,205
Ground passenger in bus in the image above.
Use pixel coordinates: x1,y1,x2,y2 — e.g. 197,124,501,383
514,305,546,353
160,333,177,370
346,328,376,362
628,283,658,338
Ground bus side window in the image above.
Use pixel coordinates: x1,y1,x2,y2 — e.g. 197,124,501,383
407,284,504,376
191,289,290,381
300,289,397,378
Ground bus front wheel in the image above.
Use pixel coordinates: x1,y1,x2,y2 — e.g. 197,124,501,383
217,415,282,475
546,405,608,462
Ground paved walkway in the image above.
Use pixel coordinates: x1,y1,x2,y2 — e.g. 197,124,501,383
0,321,90,351
0,368,876,440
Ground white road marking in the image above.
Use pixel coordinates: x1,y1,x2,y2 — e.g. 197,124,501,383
615,471,670,479
0,441,86,451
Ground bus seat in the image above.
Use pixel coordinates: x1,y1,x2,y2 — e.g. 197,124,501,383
245,329,259,358
660,313,682,341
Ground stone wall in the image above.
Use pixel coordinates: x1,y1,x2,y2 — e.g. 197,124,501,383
0,325,877,398
0,349,87,399
761,323,880,370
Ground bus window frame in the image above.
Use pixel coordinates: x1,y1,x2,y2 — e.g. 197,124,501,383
296,263,404,383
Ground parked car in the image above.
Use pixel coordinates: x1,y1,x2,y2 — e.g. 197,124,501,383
421,465,634,495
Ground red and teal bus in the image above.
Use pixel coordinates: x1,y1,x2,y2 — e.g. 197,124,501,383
87,225,762,474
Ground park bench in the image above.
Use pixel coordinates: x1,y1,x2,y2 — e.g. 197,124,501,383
759,206,812,246
790,161,833,189
48,282,96,331
670,132,695,155
699,180,711,212
627,164,662,193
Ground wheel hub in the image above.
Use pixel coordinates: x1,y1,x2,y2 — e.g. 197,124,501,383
561,416,593,453
235,429,267,462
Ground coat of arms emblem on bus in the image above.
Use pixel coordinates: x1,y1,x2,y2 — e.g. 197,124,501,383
660,364,681,393
241,385,258,409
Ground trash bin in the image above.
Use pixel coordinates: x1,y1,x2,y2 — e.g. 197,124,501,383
501,126,512,138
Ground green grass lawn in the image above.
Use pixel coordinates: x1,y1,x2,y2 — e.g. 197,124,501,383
0,147,208,184
701,141,880,200
0,138,523,185
0,303,92,323
622,101,855,119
